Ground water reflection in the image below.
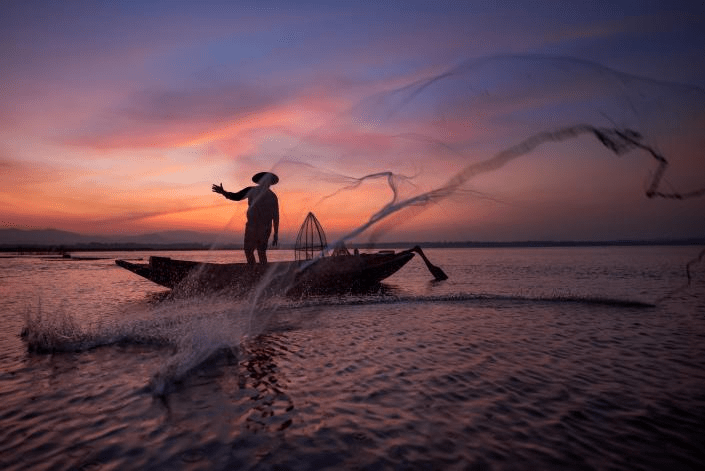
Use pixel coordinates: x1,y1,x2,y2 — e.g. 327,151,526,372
239,335,295,433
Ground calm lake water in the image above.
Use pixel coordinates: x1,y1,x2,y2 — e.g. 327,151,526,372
1,246,704,470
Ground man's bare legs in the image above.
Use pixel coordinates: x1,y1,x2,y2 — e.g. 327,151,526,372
245,247,267,264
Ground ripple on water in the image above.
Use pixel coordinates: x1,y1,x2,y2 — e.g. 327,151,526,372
2,247,705,470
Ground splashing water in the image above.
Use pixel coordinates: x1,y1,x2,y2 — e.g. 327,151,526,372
21,289,292,394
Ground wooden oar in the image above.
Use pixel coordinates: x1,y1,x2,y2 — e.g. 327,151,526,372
410,245,448,281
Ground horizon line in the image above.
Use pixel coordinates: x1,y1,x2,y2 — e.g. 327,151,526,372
2,238,704,253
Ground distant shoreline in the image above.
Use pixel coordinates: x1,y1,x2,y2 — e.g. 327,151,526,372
2,238,703,254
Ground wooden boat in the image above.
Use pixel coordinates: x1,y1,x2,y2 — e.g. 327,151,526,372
115,214,447,296
115,250,416,295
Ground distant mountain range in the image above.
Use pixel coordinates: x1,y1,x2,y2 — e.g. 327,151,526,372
0,228,231,248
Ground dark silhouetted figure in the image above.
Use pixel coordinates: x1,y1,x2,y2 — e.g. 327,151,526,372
213,172,279,264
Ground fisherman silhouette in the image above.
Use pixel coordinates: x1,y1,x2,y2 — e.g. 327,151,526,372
212,172,279,264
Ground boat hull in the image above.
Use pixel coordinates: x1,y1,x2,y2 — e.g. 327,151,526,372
116,251,414,295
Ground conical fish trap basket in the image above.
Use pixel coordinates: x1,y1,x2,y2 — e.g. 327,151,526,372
295,212,328,261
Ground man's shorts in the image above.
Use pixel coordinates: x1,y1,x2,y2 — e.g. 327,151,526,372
244,224,271,251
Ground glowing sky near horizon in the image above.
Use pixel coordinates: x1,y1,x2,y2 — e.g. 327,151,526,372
1,0,704,243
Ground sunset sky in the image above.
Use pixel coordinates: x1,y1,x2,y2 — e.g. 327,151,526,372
2,0,704,244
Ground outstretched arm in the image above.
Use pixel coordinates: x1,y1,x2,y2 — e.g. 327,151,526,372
212,183,250,201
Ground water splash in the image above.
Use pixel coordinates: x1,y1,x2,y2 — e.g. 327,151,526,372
20,291,286,394
22,304,99,354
